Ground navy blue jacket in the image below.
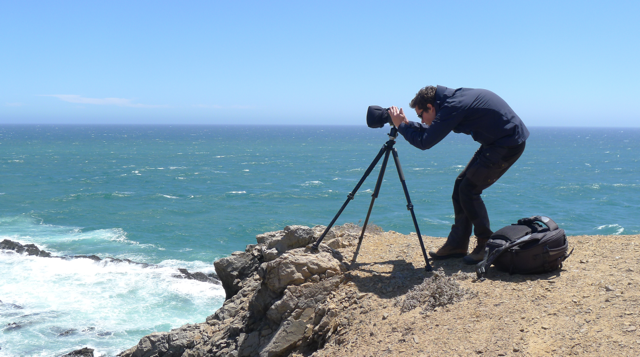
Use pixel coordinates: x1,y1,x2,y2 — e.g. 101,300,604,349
397,86,529,149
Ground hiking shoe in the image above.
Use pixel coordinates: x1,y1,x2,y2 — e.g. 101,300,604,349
428,244,468,260
463,238,489,265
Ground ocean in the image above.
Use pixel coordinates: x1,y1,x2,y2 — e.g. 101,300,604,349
1,125,639,356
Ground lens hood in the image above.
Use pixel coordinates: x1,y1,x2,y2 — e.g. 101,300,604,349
366,106,392,128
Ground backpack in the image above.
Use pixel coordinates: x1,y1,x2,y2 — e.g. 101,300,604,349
476,216,573,280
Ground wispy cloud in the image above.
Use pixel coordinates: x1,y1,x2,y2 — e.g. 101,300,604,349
42,95,167,108
5,102,24,107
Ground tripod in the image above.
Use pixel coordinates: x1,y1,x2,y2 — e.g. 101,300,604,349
311,127,432,272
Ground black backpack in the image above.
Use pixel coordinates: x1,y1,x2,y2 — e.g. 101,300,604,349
476,216,572,280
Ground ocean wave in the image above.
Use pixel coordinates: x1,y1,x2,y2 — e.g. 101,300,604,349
595,224,624,235
0,253,224,356
301,181,323,187
160,194,180,199
227,191,246,194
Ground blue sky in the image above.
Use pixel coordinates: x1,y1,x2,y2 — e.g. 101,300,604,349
1,1,638,126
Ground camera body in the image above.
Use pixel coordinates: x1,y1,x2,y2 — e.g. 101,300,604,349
366,106,394,128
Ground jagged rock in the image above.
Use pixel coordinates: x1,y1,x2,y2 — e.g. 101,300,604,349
262,249,345,294
120,224,359,357
326,237,350,249
73,255,102,262
237,331,260,357
118,324,208,357
311,225,336,242
214,250,261,299
60,347,94,357
256,230,284,246
262,248,280,262
0,239,51,257
267,277,342,325
272,225,315,253
174,268,221,285
260,307,315,357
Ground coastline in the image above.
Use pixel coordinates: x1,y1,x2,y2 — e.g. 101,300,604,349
118,225,640,357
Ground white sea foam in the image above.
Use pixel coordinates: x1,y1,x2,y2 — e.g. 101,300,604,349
301,181,323,187
0,252,224,356
595,224,624,235
228,191,246,194
161,194,179,199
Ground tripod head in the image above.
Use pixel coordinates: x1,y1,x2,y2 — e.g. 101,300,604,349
388,126,398,140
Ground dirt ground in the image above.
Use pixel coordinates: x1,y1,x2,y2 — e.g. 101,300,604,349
307,231,640,357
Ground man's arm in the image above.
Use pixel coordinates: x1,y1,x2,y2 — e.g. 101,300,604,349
398,107,461,150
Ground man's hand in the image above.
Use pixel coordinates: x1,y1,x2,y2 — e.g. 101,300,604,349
388,106,409,127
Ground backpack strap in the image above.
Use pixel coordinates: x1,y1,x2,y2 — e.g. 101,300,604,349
476,234,539,280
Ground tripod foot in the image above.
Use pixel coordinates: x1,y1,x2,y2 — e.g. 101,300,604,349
424,264,433,272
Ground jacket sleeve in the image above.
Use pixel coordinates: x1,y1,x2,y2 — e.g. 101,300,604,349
397,105,464,150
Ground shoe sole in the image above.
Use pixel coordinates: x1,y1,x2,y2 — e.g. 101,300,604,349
462,256,482,265
428,252,467,260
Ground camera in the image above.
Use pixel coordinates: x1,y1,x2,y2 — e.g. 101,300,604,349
366,106,394,128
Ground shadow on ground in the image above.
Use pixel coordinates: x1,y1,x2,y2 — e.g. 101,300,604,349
345,255,565,299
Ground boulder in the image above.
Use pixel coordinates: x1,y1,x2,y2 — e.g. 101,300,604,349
259,307,315,357
262,249,345,294
272,226,315,253
214,251,261,299
0,239,51,257
60,347,94,357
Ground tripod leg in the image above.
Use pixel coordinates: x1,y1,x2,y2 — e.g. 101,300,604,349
351,145,393,266
312,141,390,250
391,147,433,271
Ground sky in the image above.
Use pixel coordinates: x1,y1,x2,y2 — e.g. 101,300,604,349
1,1,639,127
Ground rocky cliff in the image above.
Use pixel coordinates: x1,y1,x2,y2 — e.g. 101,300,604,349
119,226,640,357
119,224,368,357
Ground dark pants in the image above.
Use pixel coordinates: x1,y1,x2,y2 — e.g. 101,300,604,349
447,141,526,247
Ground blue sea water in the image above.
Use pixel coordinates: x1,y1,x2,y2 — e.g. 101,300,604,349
1,125,639,356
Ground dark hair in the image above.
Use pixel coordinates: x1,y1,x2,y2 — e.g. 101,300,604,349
409,86,437,110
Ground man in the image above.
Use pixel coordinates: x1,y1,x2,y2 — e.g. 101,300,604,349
388,85,529,264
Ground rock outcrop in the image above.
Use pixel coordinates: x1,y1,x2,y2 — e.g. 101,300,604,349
0,239,51,257
0,239,219,285
59,347,94,357
118,224,366,357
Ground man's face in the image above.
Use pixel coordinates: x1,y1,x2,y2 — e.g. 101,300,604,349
416,105,436,126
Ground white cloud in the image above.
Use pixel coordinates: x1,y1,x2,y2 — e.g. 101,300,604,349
42,95,167,108
5,102,24,107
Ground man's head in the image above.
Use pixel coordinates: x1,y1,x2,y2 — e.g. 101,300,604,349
410,86,437,126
